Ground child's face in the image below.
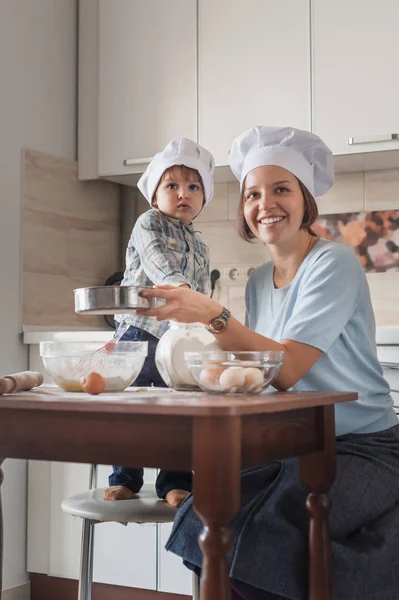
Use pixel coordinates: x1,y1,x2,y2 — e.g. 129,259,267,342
153,166,205,225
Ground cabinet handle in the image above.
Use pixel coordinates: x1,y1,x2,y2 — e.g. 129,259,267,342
380,362,399,370
348,134,399,145
123,157,153,167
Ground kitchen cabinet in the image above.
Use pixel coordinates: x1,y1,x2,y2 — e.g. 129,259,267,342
158,522,193,595
312,0,399,157
198,0,311,166
79,0,310,179
28,461,158,589
79,0,197,181
377,344,399,414
79,0,399,185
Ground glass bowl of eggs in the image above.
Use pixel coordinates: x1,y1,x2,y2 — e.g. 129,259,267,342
184,351,283,395
40,341,148,392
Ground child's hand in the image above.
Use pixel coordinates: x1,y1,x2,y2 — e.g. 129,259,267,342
137,286,222,325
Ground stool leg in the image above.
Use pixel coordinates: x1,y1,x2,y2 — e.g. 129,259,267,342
78,519,95,600
192,572,200,600
86,520,95,600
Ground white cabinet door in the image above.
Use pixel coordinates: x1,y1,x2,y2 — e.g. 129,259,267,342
312,0,399,156
46,462,157,589
27,461,51,574
48,461,91,579
157,522,192,596
198,0,311,166
96,0,197,177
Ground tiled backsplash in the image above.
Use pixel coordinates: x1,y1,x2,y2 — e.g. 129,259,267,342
22,149,122,327
134,171,399,325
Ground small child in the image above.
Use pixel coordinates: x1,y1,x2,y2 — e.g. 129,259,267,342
104,138,215,507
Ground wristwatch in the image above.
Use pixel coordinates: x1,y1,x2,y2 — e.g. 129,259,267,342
206,307,231,334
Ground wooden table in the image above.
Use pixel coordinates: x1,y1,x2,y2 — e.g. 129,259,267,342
0,387,357,600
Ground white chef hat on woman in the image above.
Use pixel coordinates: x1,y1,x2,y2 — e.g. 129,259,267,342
138,138,215,205
228,126,334,197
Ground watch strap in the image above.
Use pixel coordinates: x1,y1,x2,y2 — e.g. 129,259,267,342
205,306,231,334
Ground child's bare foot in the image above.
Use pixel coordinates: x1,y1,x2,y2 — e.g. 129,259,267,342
165,489,190,508
103,486,136,500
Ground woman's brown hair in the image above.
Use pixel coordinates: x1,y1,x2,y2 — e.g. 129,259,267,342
236,178,319,241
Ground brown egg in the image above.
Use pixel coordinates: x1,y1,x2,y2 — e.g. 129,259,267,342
81,372,106,395
198,366,226,390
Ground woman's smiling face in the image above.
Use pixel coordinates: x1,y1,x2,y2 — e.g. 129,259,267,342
242,165,305,246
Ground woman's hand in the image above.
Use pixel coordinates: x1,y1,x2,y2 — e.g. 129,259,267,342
138,287,323,390
137,285,223,325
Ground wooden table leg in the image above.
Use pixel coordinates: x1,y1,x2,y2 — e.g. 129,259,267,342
193,416,241,600
299,406,336,600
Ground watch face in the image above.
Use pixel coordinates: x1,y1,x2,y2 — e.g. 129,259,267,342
212,318,226,333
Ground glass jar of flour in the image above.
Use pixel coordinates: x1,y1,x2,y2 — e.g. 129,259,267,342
155,322,219,390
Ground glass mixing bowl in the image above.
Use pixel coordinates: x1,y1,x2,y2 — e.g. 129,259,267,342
40,341,148,392
184,350,283,395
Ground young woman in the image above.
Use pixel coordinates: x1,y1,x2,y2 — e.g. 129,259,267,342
136,126,399,600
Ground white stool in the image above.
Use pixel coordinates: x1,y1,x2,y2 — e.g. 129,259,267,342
61,465,200,600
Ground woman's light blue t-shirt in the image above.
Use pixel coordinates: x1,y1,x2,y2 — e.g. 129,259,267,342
245,238,397,437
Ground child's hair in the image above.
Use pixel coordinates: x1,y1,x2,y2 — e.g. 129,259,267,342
236,177,319,241
152,165,204,205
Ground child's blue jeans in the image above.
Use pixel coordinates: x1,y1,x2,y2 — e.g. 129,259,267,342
108,325,193,499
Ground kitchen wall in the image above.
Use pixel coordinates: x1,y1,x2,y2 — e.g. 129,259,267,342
134,170,399,325
0,0,77,594
22,149,121,328
358,170,399,325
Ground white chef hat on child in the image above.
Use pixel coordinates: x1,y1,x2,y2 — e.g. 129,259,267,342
138,138,215,205
228,126,334,197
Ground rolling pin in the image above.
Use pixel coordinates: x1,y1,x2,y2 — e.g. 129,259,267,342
0,371,44,395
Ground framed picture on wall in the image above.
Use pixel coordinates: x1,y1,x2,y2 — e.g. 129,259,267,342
313,210,399,272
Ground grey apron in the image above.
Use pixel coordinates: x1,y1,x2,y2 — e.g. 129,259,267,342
166,425,399,600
